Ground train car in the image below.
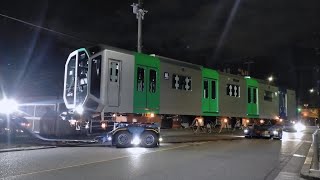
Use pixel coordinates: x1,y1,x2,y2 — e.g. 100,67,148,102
257,81,279,120
63,45,297,132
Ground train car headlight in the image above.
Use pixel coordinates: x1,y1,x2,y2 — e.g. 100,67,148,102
0,98,18,114
75,105,84,114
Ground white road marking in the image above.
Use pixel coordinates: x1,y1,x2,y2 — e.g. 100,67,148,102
293,154,306,158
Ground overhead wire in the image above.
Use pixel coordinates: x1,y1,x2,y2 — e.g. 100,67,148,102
0,12,96,45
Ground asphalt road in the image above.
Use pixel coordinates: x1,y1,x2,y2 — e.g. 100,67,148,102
0,130,314,180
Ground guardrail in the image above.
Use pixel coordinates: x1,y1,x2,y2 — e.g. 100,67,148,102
312,129,319,170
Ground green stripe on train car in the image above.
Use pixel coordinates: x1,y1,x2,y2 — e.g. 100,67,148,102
245,77,259,118
133,53,160,114
202,68,219,116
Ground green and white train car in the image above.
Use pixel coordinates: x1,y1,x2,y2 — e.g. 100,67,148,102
63,45,296,129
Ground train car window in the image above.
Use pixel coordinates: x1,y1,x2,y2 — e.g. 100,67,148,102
172,74,192,91
90,55,101,98
109,62,119,82
137,67,145,92
264,91,273,102
172,74,182,90
211,80,216,99
149,69,157,93
227,84,240,97
253,88,257,104
248,87,252,103
203,80,209,98
184,77,192,91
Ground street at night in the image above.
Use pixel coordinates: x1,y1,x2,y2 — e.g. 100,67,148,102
1,1,320,180
0,129,314,180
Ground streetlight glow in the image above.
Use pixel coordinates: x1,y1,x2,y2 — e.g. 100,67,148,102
268,76,273,82
309,88,314,93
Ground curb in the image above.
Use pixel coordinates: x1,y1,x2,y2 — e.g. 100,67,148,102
0,146,57,153
300,143,320,180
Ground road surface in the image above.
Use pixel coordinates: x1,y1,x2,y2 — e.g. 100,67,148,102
0,130,313,180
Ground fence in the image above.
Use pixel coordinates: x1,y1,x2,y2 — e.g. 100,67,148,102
312,129,319,170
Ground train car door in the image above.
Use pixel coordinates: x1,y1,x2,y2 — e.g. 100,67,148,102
134,53,160,114
202,68,219,116
108,59,121,107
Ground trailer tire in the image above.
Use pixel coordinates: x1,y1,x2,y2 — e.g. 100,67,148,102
114,131,132,148
141,131,158,148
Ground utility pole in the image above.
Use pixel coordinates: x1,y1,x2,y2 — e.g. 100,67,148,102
244,60,254,76
131,0,148,53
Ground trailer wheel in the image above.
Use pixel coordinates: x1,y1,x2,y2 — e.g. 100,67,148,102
141,131,158,148
114,131,132,148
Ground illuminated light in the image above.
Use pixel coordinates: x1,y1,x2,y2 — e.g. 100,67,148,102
268,76,273,82
4,128,10,131
112,114,116,117
150,113,155,118
101,123,107,129
69,120,76,125
297,108,302,112
275,116,280,120
85,124,89,129
294,122,306,132
224,118,228,123
107,136,112,141
244,76,251,79
244,129,249,133
131,136,141,145
260,120,265,124
279,119,283,122
246,119,250,123
309,88,314,93
0,98,19,114
75,105,84,114
273,130,278,135
292,121,296,124
159,137,163,142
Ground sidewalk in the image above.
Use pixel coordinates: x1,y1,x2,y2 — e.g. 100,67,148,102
300,128,320,180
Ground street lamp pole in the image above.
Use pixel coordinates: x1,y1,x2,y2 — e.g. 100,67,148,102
131,0,148,53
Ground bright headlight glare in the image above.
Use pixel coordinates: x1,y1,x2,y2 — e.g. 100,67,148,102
131,136,141,145
244,129,249,133
273,130,278,135
294,123,306,132
107,136,112,141
0,99,18,114
75,105,84,114
159,137,163,142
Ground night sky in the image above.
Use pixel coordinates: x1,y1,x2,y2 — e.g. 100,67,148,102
0,0,319,105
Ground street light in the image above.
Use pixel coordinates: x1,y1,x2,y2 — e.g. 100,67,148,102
309,88,315,93
267,76,273,82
